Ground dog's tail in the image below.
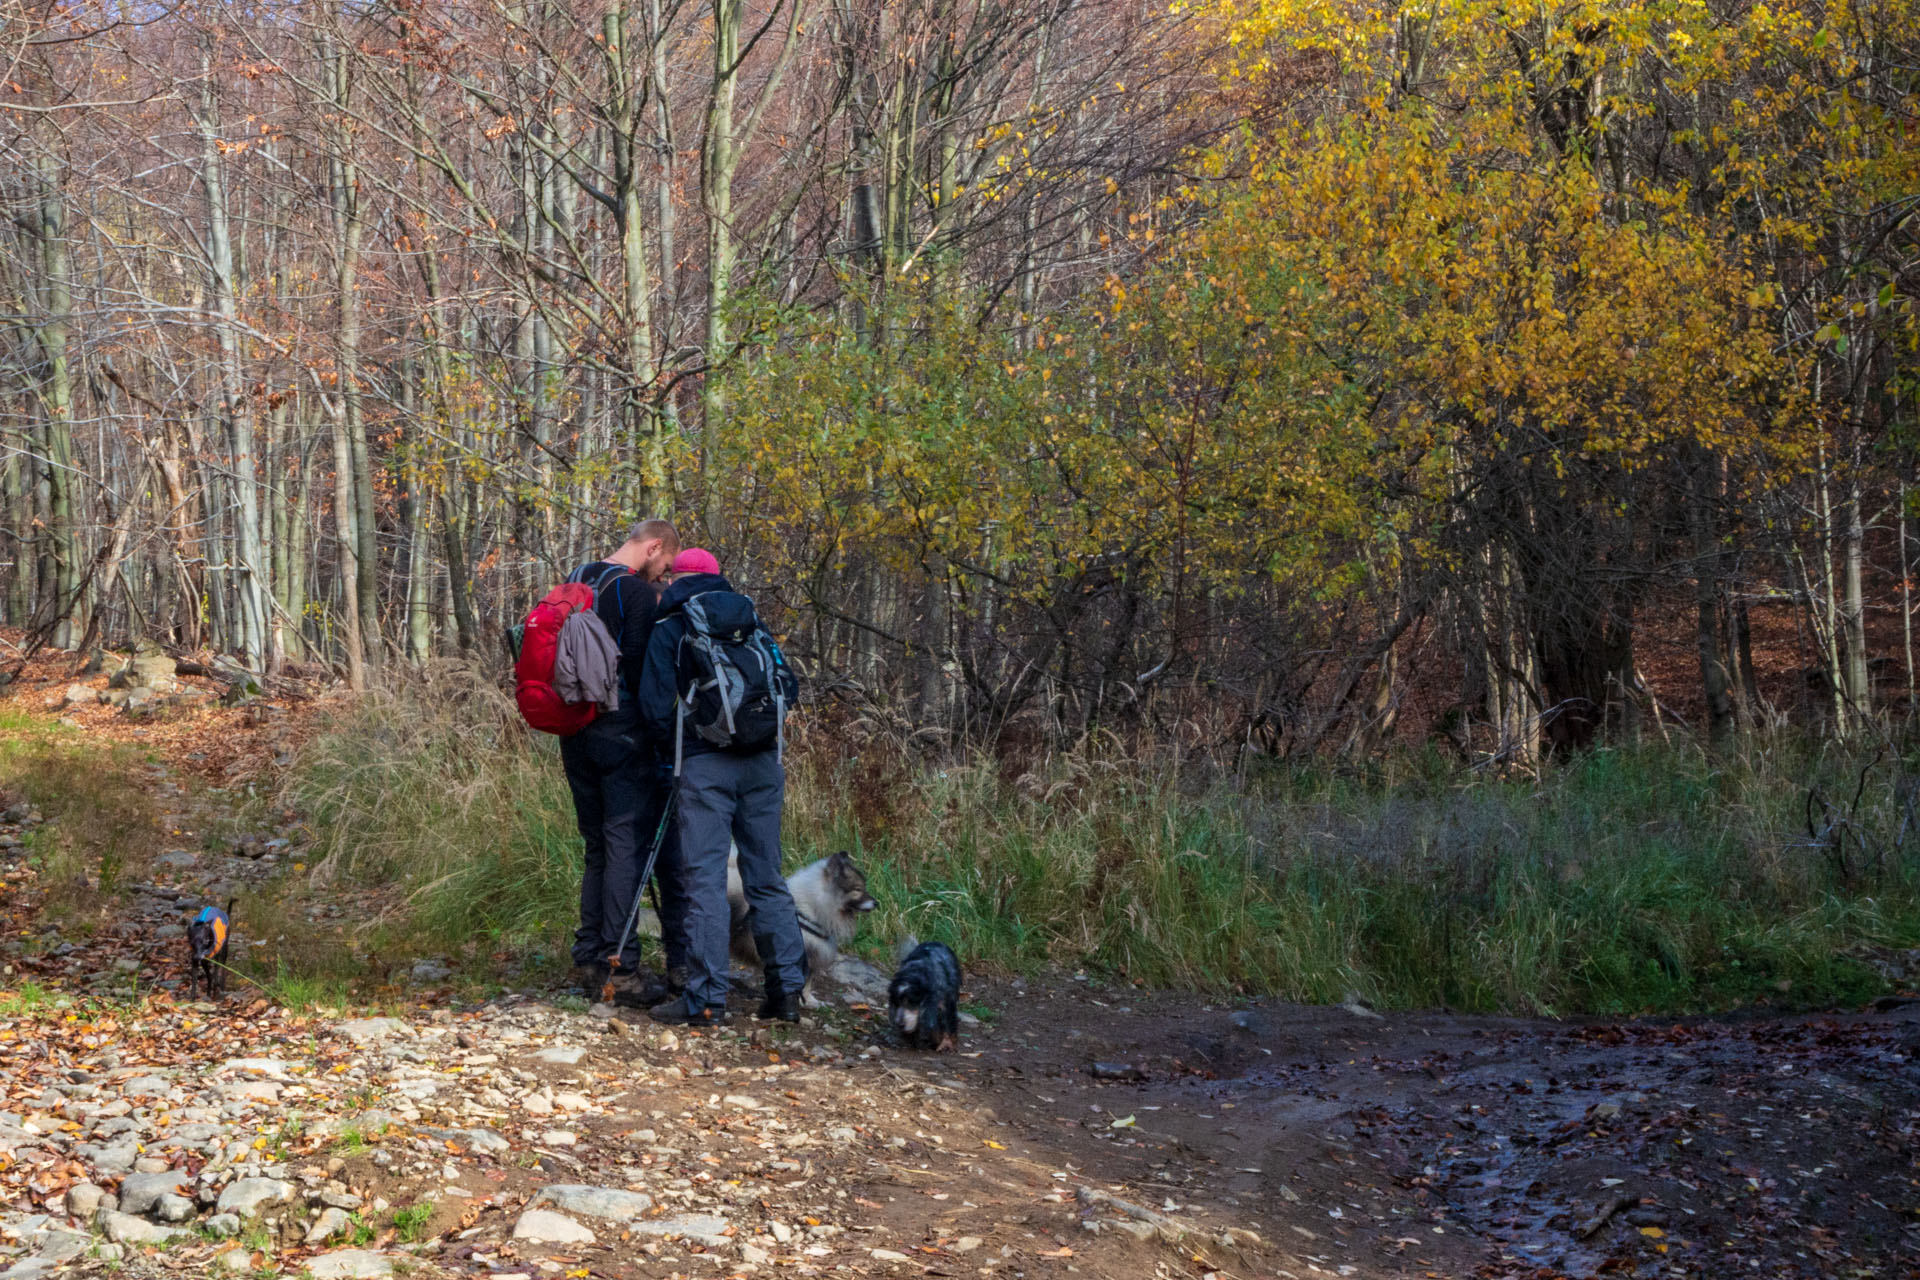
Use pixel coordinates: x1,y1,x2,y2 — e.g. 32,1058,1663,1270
224,896,236,917
895,934,921,965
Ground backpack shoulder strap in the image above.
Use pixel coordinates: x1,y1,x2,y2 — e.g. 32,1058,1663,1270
591,563,635,625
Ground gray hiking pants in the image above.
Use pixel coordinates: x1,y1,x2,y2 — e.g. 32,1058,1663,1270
674,749,807,1012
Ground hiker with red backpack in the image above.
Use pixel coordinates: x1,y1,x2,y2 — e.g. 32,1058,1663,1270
514,517,689,1004
638,547,805,1025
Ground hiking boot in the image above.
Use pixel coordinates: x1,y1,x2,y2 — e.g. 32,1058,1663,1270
756,989,803,1023
665,966,688,997
613,969,675,1008
648,1000,730,1027
573,961,611,1000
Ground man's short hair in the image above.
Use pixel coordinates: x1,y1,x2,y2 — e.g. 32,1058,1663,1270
627,517,680,551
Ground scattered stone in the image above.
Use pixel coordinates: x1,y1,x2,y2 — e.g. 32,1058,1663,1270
629,1213,732,1249
529,1185,654,1221
951,1236,983,1253
1089,1061,1144,1081
459,1128,511,1155
871,1248,912,1263
531,1046,586,1066
59,684,93,708
409,958,453,985
306,1206,355,1245
98,1211,183,1245
333,1018,408,1045
153,1193,196,1223
116,1168,189,1216
305,1250,394,1279
768,1221,793,1244
205,1213,242,1238
154,850,198,869
216,1176,297,1218
511,1209,597,1245
62,1183,105,1220
214,1246,253,1272
223,1080,283,1104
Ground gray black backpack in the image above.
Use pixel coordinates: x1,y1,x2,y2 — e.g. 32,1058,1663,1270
670,589,799,772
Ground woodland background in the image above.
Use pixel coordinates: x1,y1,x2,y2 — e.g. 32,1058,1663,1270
3,0,1917,766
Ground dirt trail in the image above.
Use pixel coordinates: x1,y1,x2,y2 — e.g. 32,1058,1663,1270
1,708,1917,1279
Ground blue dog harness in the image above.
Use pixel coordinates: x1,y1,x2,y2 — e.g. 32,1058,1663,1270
193,905,229,956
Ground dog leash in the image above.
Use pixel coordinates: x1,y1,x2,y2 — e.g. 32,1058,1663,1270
605,791,677,984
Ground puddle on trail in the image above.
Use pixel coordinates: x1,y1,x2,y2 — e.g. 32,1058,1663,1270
975,981,1920,1279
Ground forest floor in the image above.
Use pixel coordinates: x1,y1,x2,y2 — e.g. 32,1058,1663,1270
1,651,1918,1280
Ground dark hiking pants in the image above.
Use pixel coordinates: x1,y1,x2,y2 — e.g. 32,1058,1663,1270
673,749,807,1013
561,713,645,972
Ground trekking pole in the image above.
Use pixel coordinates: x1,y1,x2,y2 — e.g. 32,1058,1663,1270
602,791,677,1002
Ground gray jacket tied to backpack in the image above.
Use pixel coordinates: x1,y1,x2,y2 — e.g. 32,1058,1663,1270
552,607,622,709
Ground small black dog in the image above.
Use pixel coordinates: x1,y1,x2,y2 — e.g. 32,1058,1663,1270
888,940,961,1053
186,899,234,1000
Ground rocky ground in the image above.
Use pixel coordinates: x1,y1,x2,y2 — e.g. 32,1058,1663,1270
2,651,1918,1280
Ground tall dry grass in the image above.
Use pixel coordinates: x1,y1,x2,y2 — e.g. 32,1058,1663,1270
280,666,1920,1011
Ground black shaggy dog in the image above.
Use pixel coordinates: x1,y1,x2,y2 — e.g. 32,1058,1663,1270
888,940,961,1052
186,899,234,1000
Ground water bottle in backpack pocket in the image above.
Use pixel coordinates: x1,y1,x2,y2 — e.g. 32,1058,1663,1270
672,589,799,767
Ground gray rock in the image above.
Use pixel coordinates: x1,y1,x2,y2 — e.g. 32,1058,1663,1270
99,1211,183,1245
530,1046,586,1065
116,1168,189,1216
409,958,453,985
154,1193,196,1223
216,1176,296,1218
155,850,198,870
204,1213,242,1237
118,1075,171,1098
511,1208,597,1244
220,1058,293,1079
529,1184,654,1221
304,1250,394,1279
629,1213,732,1249
84,1143,138,1174
60,684,93,708
305,1206,354,1245
62,1183,106,1220
26,1231,87,1264
828,956,891,1006
460,1128,510,1155
333,1018,407,1045
0,1259,57,1280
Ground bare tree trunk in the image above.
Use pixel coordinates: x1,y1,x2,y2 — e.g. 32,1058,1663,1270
197,57,269,669
327,24,379,668
327,400,366,690
1690,449,1734,742
701,0,743,534
33,153,79,648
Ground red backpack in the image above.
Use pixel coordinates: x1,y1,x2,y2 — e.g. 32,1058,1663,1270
510,566,627,736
